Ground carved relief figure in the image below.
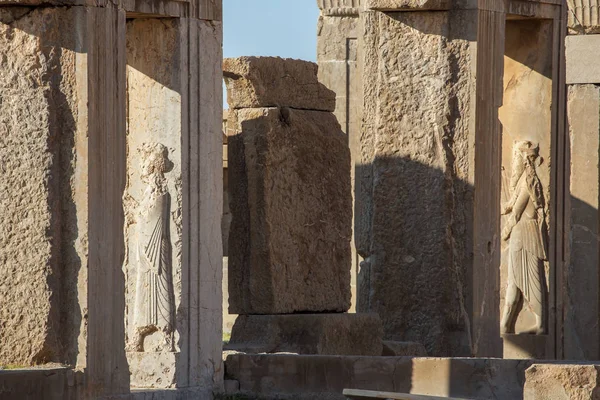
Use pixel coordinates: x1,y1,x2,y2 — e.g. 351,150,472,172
500,141,547,335
129,143,176,352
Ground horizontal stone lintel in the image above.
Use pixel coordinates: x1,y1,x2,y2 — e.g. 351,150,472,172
566,35,600,84
367,0,561,12
0,0,222,20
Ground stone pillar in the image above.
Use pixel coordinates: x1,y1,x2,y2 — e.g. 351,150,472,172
224,57,383,356
357,0,477,357
357,0,565,358
0,0,223,397
563,6,600,359
316,0,362,311
123,16,224,392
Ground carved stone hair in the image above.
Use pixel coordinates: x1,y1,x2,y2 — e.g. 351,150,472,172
511,140,544,211
139,142,173,177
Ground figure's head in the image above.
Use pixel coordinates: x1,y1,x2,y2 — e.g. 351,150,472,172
139,142,173,181
510,140,540,191
517,140,540,164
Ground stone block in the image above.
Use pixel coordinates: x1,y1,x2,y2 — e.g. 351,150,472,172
227,107,352,314
502,334,548,360
225,355,533,399
357,9,475,357
0,5,86,367
127,352,178,389
524,364,600,400
225,314,383,356
381,341,427,356
223,57,336,112
0,367,82,400
566,35,600,84
365,0,451,11
565,84,600,360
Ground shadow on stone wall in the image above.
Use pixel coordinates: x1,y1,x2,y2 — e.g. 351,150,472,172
355,154,474,358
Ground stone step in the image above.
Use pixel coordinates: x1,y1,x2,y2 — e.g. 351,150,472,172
344,389,467,400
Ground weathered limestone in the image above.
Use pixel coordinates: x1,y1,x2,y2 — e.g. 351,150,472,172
351,0,565,360
225,355,534,400
381,341,427,357
0,0,223,398
317,0,362,311
224,57,335,112
524,364,600,399
227,106,351,314
122,17,224,391
366,0,450,11
357,6,476,357
225,59,352,314
568,0,600,34
565,35,600,84
226,314,383,356
499,19,554,342
564,85,600,360
0,6,84,367
225,57,380,358
563,0,600,362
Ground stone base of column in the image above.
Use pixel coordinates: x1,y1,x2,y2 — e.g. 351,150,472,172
225,313,383,356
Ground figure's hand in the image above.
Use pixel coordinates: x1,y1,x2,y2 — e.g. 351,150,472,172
501,202,513,215
501,226,512,241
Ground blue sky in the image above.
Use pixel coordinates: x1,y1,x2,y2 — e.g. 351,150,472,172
223,0,320,107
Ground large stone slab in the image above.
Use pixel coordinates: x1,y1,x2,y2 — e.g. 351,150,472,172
357,9,475,357
227,107,352,314
524,364,600,400
0,6,86,367
225,355,533,399
223,57,336,112
566,35,600,84
225,314,383,356
565,84,600,360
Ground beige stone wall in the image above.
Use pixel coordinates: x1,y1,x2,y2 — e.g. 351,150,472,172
563,0,600,360
0,7,86,367
564,84,600,360
0,1,224,396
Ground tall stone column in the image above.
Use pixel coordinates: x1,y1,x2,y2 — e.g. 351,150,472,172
316,0,362,311
357,0,478,357
563,1,600,360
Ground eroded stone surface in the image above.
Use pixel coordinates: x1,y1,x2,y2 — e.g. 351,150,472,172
228,106,352,314
225,355,533,399
565,84,600,360
0,7,84,366
568,0,600,34
566,35,600,84
223,57,336,112
366,0,451,10
226,314,383,356
524,364,600,399
381,341,427,356
357,10,475,357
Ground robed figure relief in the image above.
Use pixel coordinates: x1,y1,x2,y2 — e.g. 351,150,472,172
500,141,547,335
129,143,176,352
